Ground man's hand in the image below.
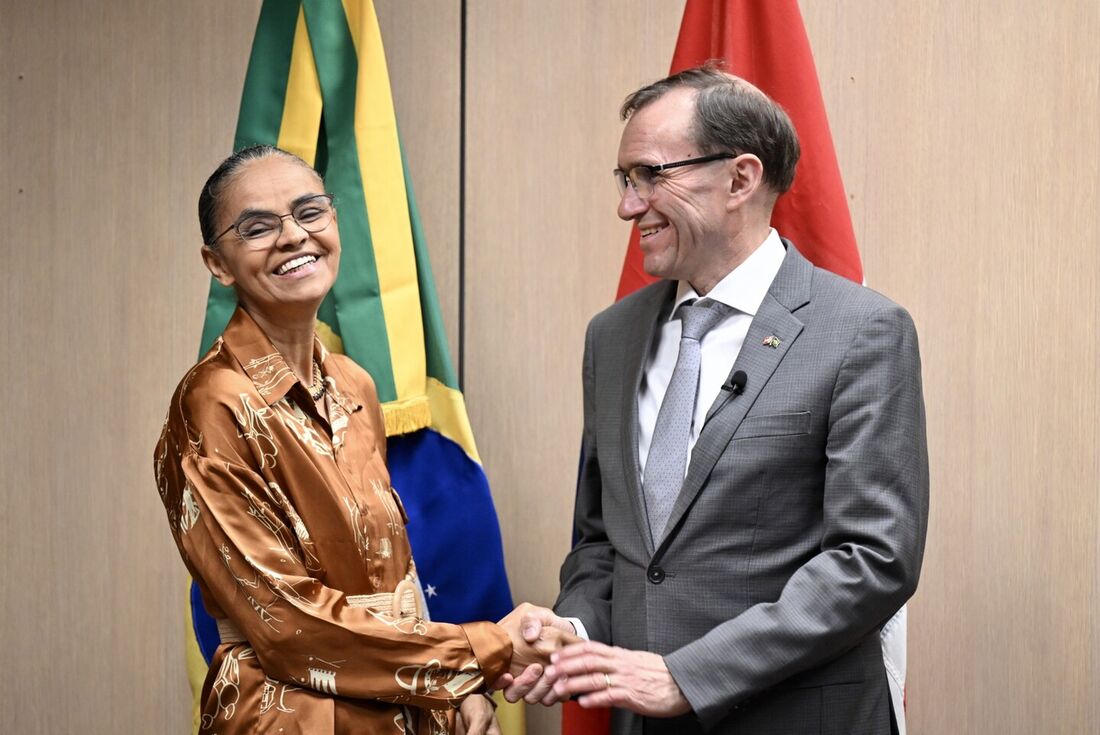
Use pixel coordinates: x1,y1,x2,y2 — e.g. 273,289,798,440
545,641,691,717
492,603,580,702
456,694,501,735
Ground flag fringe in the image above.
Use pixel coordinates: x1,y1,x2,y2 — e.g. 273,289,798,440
383,397,432,436
319,319,435,438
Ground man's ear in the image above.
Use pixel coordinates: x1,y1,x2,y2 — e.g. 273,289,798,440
201,245,235,287
726,153,766,211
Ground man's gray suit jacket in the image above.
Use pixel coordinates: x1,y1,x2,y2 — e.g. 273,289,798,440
555,242,929,735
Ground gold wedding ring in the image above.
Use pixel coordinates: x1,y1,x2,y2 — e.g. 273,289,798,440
604,672,613,689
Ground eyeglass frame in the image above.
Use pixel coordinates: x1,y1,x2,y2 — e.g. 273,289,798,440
207,193,336,248
614,152,738,199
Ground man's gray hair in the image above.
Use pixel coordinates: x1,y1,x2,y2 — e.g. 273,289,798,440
621,63,800,193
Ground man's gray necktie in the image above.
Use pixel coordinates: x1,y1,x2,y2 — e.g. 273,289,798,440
643,298,729,546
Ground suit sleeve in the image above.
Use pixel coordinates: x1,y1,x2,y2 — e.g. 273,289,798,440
553,319,615,642
664,303,930,727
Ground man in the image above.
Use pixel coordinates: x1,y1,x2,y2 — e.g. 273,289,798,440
504,67,928,734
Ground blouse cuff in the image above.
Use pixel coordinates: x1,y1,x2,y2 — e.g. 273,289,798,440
460,620,513,685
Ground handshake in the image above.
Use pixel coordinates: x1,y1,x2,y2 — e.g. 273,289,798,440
492,602,581,706
489,603,690,717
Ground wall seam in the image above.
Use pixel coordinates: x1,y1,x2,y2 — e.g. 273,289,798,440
457,0,467,389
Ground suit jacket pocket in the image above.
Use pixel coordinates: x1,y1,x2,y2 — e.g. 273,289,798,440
734,411,811,440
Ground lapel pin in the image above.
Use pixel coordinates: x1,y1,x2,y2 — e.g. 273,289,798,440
762,335,781,349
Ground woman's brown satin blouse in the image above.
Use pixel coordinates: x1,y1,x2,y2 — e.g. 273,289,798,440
155,307,511,734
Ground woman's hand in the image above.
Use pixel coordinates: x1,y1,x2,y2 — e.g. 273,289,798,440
456,694,501,735
494,602,583,702
497,602,582,676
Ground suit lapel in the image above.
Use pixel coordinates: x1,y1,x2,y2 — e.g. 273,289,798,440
618,280,676,556
656,243,814,556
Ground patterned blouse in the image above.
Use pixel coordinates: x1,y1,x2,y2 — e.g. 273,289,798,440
155,307,511,734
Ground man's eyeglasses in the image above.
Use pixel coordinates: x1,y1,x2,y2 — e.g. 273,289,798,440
208,194,336,249
613,153,736,199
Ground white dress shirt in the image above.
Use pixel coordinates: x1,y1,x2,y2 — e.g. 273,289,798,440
637,229,786,476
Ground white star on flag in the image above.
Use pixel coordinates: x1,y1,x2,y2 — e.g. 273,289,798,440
425,584,437,598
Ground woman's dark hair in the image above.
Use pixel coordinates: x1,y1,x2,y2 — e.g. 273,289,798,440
198,145,320,246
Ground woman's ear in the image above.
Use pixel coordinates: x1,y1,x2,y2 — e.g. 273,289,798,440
201,245,235,287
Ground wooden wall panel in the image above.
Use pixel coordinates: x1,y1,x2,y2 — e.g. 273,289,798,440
464,3,686,731
800,2,1100,732
0,1,459,732
0,2,260,731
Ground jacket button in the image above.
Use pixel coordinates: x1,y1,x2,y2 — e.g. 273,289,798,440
647,565,665,584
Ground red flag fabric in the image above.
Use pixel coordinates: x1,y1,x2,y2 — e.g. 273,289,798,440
616,0,861,300
568,1,866,732
561,698,611,735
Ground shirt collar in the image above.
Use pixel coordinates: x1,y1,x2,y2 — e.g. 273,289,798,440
320,355,363,416
221,306,354,409
672,228,786,318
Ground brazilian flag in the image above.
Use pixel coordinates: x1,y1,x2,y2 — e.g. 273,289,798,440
186,1,518,732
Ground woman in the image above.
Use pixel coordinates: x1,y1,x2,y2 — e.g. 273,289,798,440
155,146,545,734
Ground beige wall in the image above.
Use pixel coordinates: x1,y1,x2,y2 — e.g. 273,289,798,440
801,3,1099,730
1,1,1097,733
